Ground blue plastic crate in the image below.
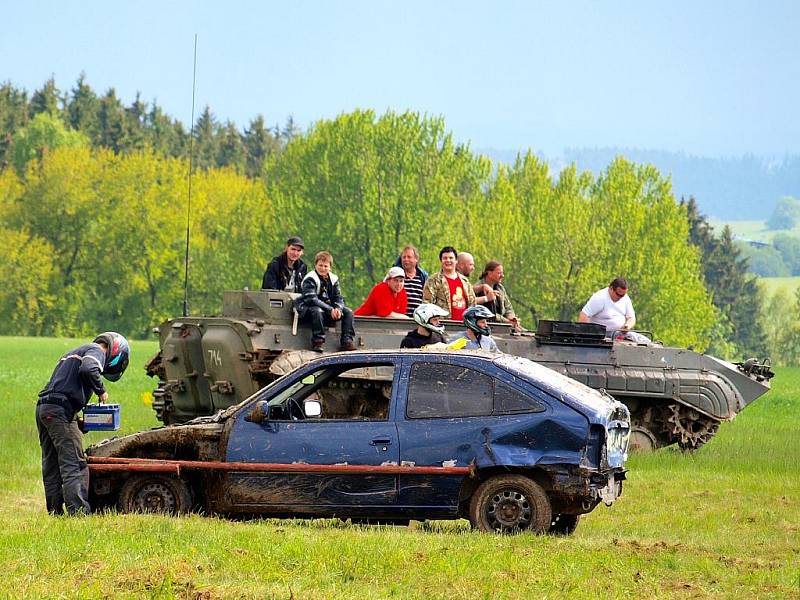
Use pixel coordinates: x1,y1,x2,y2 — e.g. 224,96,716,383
82,403,121,431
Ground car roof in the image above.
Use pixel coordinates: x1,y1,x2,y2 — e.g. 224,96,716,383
312,348,499,360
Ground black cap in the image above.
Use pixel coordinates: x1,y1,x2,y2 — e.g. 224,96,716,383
286,236,304,248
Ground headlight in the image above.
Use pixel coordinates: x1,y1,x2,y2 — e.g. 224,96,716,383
605,404,630,468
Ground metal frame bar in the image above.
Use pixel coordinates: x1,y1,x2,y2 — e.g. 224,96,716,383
87,456,475,477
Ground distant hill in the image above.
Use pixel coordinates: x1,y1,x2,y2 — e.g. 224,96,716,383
479,147,800,220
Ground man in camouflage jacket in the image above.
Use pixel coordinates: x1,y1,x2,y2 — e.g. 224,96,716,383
422,246,476,318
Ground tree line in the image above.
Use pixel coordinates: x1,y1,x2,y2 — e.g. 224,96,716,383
1,76,298,177
0,79,777,361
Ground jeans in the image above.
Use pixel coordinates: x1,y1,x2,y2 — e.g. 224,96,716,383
304,306,355,344
36,402,90,515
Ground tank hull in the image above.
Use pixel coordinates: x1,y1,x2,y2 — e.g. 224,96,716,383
146,290,773,450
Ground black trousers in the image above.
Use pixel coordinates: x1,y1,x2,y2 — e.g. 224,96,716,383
304,306,355,343
35,402,90,515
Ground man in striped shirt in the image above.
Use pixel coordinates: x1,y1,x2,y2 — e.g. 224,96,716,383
397,245,428,317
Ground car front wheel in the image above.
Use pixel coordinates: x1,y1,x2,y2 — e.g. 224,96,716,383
118,475,193,515
469,474,551,534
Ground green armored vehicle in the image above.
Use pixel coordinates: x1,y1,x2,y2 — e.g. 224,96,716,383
146,290,773,451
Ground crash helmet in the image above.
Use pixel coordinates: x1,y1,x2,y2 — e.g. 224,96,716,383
463,305,494,337
413,303,449,334
93,331,130,381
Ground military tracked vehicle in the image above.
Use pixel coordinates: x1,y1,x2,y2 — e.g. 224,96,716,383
145,289,773,451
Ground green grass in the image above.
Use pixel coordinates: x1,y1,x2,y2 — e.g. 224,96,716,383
759,276,800,299
1,337,798,599
707,218,800,243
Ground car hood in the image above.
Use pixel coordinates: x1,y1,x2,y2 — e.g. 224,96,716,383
86,420,225,458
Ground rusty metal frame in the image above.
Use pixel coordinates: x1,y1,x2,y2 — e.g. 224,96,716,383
87,456,475,477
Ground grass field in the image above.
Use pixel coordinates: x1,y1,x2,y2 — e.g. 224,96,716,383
707,219,800,243
759,276,800,299
1,337,798,599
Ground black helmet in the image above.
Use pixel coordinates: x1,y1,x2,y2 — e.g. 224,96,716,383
93,331,130,382
463,305,494,337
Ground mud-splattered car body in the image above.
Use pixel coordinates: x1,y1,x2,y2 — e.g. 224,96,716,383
88,350,630,534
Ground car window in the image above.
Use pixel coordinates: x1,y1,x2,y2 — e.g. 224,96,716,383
271,363,394,421
407,363,493,418
494,381,545,414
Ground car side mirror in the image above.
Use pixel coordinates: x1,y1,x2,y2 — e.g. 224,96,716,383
245,400,270,423
303,400,322,418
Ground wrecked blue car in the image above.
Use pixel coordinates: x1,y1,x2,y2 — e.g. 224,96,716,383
87,350,630,534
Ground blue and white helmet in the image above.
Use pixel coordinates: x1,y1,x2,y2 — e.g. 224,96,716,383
413,303,448,334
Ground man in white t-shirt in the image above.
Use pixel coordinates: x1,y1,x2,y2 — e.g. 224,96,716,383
578,277,635,336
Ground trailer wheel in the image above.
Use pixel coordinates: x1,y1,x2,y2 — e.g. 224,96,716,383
469,474,551,534
118,475,192,515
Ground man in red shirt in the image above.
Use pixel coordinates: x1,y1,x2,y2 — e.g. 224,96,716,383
355,267,410,318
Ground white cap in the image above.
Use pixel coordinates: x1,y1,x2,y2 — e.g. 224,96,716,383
384,266,406,281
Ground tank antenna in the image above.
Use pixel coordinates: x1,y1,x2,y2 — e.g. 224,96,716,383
182,34,198,317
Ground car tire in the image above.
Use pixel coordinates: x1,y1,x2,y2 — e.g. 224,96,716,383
469,474,551,534
548,513,580,536
118,475,193,515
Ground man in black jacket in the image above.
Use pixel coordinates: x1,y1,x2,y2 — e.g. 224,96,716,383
261,236,308,292
36,332,130,515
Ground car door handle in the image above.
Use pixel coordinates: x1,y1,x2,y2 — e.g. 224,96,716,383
369,438,392,446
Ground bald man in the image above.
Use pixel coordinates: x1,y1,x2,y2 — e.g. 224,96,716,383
456,252,475,278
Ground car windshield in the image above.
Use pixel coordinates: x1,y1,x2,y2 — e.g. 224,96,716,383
268,363,395,421
494,354,614,414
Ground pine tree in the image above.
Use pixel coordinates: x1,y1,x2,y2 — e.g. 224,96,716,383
29,77,62,119
0,83,29,166
97,88,130,153
243,115,278,178
684,197,767,358
217,120,245,170
193,106,219,170
125,92,148,151
280,115,301,142
67,73,100,143
146,102,180,156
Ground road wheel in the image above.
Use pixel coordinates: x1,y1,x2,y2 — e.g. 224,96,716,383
118,475,192,515
469,475,551,534
629,426,658,452
548,513,580,536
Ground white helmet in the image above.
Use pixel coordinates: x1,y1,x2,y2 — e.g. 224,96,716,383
413,303,448,334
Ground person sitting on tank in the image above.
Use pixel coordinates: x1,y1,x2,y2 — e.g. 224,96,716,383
401,303,449,348
355,267,411,319
473,260,522,332
393,245,428,317
423,246,476,320
578,277,636,338
295,251,356,352
456,251,476,279
448,305,500,352
261,235,308,293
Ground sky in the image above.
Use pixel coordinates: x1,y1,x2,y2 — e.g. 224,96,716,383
2,0,798,157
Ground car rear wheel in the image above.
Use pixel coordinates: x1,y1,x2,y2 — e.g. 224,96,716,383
469,475,551,534
118,475,192,515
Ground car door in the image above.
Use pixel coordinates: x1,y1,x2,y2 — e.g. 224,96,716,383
223,357,400,511
395,355,553,510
